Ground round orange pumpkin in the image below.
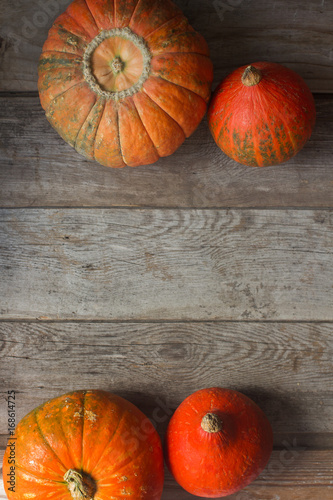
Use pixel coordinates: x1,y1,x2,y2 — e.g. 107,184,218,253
38,0,213,168
3,390,164,499
208,62,316,167
165,387,273,498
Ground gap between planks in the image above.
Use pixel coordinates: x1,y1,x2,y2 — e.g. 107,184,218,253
0,205,331,213
1,319,333,324
1,206,333,210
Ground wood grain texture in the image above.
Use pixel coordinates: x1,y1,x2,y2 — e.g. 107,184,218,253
185,0,333,93
0,322,332,443
1,0,333,92
0,94,333,209
1,1,332,498
1,208,332,321
0,445,331,500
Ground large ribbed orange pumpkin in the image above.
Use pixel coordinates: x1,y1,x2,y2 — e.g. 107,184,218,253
208,62,316,167
38,0,213,168
165,387,273,498
3,390,164,500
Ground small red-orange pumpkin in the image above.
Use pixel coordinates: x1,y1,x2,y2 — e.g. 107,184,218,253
165,387,273,498
38,0,213,168
3,390,164,500
208,62,316,167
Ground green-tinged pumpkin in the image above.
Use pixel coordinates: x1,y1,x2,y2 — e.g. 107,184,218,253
38,0,213,168
208,62,316,167
165,387,273,498
3,390,164,500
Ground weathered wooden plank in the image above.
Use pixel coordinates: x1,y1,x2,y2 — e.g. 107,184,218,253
0,94,333,208
186,0,333,94
0,447,332,500
163,482,333,500
1,0,333,92
164,450,333,498
0,209,332,320
0,322,332,442
164,484,333,500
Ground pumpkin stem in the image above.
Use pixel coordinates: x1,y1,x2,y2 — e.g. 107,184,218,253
64,470,96,500
111,56,125,74
201,413,223,433
83,27,152,101
241,65,263,87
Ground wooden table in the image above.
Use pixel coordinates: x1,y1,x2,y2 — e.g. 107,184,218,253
1,1,332,498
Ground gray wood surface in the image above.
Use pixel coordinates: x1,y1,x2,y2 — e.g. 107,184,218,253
1,0,333,498
1,0,333,92
0,447,333,500
0,208,332,321
0,446,331,500
1,94,333,208
0,322,332,442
